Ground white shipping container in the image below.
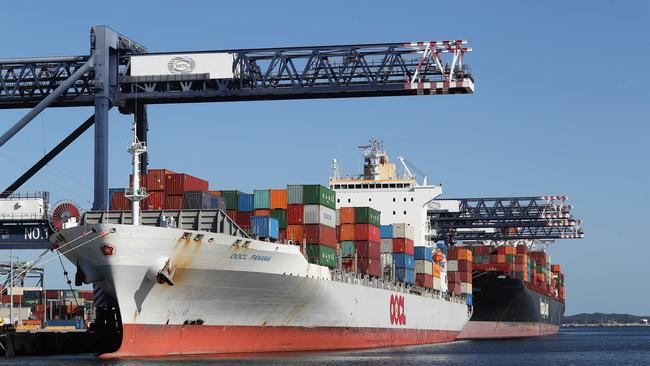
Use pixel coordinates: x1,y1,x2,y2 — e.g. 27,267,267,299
380,238,393,253
447,260,458,272
391,223,415,241
433,277,442,290
303,205,336,228
415,260,433,276
381,253,393,269
460,282,473,294
130,53,235,79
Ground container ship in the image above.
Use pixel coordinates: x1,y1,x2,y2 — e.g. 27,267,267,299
52,129,472,357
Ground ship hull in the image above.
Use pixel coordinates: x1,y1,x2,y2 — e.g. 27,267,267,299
57,224,470,357
458,271,564,339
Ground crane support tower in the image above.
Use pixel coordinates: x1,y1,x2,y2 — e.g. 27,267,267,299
0,26,474,211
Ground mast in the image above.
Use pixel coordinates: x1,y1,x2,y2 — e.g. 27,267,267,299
125,121,148,225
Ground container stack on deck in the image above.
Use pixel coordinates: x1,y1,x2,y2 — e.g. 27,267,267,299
414,246,433,289
470,245,565,302
447,247,473,303
339,207,381,277
392,224,415,285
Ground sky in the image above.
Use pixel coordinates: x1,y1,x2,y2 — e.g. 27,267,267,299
0,1,648,315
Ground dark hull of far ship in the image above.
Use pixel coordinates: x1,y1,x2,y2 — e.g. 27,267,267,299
458,271,564,339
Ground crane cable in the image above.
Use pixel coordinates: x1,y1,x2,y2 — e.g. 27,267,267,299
56,251,88,329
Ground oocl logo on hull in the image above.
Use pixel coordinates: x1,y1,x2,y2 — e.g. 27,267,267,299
389,294,407,325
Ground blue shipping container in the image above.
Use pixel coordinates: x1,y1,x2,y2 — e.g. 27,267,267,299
380,225,393,239
466,294,473,305
237,193,254,212
395,268,415,284
414,246,433,261
45,319,84,329
393,253,415,269
251,216,279,239
436,243,447,250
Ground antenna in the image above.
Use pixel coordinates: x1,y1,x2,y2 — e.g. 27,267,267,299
125,121,148,226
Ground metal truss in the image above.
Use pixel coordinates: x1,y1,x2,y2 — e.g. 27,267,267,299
429,196,584,243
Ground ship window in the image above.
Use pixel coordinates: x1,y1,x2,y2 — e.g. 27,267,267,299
347,199,351,203
383,184,388,188
337,199,340,203
369,198,372,202
403,198,407,202
393,211,396,215
393,198,396,202
355,184,361,189
397,183,403,188
411,198,414,202
403,211,407,215
334,185,341,189
390,184,396,188
362,184,369,189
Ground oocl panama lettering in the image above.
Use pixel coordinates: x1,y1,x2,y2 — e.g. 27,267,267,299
389,294,407,325
230,253,272,262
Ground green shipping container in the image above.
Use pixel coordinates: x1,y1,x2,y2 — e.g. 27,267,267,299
302,185,336,209
222,190,241,210
354,207,381,226
341,241,355,257
306,244,337,268
254,189,271,209
270,209,287,229
505,254,515,263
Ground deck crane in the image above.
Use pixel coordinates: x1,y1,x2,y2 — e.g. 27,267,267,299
0,26,474,212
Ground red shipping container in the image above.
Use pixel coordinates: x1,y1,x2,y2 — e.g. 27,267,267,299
129,173,147,188
392,238,415,255
354,224,380,242
165,195,183,209
354,240,381,259
144,191,166,210
303,224,337,247
278,228,287,242
111,191,131,210
226,209,237,220
460,272,472,283
165,173,208,195
447,271,460,283
516,244,527,255
357,257,381,277
146,169,175,191
287,204,304,225
458,260,472,272
416,273,433,289
236,211,252,228
45,290,62,299
450,283,461,296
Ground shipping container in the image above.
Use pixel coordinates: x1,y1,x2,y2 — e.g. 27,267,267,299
208,190,222,197
414,246,433,261
354,224,380,242
270,209,287,229
236,211,252,228
165,173,208,195
393,253,415,269
416,273,433,289
354,207,381,226
165,195,183,210
338,207,355,224
253,190,271,209
221,190,241,210
286,225,304,242
111,191,131,210
146,169,175,191
238,193,254,212
357,257,381,277
306,244,336,268
339,224,355,241
392,238,415,255
250,216,279,239
287,185,303,204
303,205,336,228
341,241,355,257
395,268,415,284
415,260,433,275
287,204,304,225
303,224,337,248
380,225,393,239
254,209,271,217
380,238,393,253
183,191,222,209
391,223,415,240
354,240,381,259
302,185,336,209
270,189,288,209
144,191,166,210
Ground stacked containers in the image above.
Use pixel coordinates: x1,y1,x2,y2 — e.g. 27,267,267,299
285,185,337,268
183,191,225,210
250,216,279,239
414,246,433,289
338,207,381,277
447,247,473,303
236,193,254,229
269,189,288,241
109,188,130,210
165,173,208,209
142,168,175,210
432,251,443,290
392,223,415,284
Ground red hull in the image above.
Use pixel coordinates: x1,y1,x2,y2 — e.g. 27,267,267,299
102,324,460,358
457,321,559,339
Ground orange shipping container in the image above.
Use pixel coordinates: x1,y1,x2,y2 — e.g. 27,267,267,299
339,207,355,224
551,264,561,273
270,189,288,209
432,263,441,278
497,254,506,263
339,224,356,241
286,225,304,242
254,209,271,216
208,190,222,197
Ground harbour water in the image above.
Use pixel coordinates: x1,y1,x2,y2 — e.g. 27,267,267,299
1,327,647,366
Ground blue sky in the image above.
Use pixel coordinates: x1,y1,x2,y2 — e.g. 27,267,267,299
0,1,648,315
